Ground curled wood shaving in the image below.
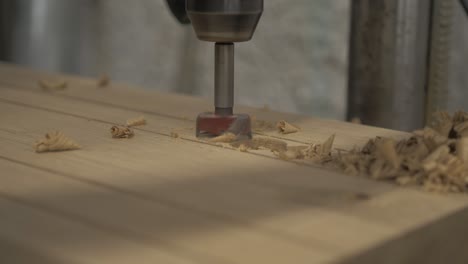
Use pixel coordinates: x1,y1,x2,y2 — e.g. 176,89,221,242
454,121,468,137
451,111,468,126
208,132,236,143
97,74,110,88
304,135,335,162
375,139,400,169
111,126,134,138
38,80,68,91
34,131,80,153
126,116,146,127
276,120,301,134
336,111,468,193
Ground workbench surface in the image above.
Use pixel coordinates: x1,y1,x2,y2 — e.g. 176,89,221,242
0,63,467,264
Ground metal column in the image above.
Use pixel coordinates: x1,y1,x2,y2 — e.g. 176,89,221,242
348,0,431,131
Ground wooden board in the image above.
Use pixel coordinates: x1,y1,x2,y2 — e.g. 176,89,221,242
0,63,467,264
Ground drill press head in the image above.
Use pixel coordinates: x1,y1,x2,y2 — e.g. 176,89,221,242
186,0,263,43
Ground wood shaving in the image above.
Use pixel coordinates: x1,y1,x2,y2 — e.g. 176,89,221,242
208,132,237,143
273,146,307,160
238,144,248,152
97,74,110,88
304,135,336,163
34,131,80,153
268,135,336,162
111,126,134,138
170,131,179,138
457,137,468,162
231,137,288,152
276,120,301,134
336,111,468,193
38,80,68,91
126,116,146,127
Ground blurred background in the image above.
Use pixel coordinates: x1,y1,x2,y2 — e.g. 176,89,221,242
0,0,467,126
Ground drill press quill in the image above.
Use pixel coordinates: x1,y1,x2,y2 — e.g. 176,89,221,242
168,0,263,138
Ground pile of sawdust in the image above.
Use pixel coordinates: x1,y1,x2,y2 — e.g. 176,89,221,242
338,111,468,193
202,111,468,193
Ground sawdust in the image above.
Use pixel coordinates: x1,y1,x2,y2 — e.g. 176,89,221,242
271,135,335,162
336,111,468,193
231,137,288,152
277,120,301,134
97,74,110,88
126,116,146,127
110,126,134,138
38,80,68,91
306,135,335,162
228,134,335,162
251,116,276,132
34,131,80,153
209,133,237,143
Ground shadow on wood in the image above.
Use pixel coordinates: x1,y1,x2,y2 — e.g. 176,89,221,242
341,206,468,264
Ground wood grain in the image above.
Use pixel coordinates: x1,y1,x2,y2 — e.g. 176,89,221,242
0,63,467,263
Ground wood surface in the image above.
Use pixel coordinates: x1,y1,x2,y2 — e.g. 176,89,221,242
0,63,467,264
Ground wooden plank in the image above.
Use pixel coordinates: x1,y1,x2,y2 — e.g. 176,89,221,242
0,62,407,148
0,193,196,264
0,103,334,263
1,64,468,263
0,89,467,263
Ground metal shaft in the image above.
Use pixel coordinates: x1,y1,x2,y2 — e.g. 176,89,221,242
214,42,234,116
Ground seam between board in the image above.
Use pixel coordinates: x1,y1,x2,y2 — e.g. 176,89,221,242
0,96,330,170
0,82,313,145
